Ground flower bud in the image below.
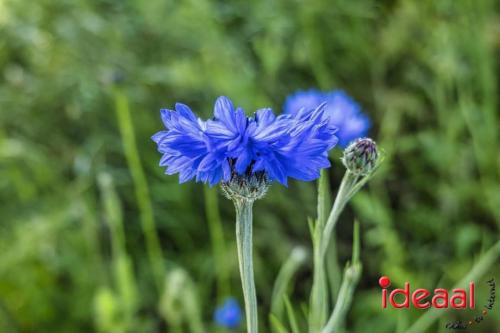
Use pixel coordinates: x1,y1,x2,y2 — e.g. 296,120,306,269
342,138,378,176
220,171,269,202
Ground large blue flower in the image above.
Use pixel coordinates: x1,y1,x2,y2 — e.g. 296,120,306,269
284,89,371,147
152,96,338,186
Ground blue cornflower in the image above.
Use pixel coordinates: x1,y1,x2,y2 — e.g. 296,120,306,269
283,89,371,148
214,298,242,329
152,96,338,188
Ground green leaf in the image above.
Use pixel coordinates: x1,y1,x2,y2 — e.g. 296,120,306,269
271,247,307,319
284,296,300,333
269,314,289,333
307,217,315,241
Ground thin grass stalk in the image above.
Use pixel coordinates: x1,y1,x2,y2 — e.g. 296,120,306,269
113,88,165,291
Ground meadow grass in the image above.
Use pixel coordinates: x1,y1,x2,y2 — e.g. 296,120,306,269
0,0,499,332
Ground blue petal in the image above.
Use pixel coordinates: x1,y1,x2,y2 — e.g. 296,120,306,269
234,148,252,174
151,131,168,143
160,109,175,128
214,96,236,131
175,103,197,122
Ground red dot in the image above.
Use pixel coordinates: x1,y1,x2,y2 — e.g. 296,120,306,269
379,276,391,288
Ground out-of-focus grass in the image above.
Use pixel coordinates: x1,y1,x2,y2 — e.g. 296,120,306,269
113,88,164,291
0,0,499,332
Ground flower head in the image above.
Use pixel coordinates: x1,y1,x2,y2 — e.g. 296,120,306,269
152,96,338,189
342,138,378,175
221,171,269,201
214,298,242,329
284,89,371,148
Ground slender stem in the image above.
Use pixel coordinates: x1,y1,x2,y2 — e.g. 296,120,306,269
317,170,342,300
326,236,342,301
322,221,362,333
320,171,358,258
310,171,358,332
308,170,332,332
234,199,258,333
309,244,328,332
311,163,379,333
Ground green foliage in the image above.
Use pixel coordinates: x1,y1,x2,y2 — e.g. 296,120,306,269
0,0,499,332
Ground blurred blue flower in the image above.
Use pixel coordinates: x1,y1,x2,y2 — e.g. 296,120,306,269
284,89,371,147
214,298,242,329
152,96,338,186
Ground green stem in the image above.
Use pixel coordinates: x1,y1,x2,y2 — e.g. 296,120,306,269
326,235,342,302
309,244,328,332
322,221,362,333
307,170,333,332
321,171,358,258
311,159,380,332
234,199,258,333
310,171,358,332
318,169,342,300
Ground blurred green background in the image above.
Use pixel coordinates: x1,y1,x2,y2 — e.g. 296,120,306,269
1,0,499,332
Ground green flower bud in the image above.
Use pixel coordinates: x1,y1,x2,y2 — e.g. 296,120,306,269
221,171,269,202
342,138,378,176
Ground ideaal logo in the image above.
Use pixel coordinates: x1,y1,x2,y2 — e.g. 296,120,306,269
378,276,496,329
378,276,475,309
